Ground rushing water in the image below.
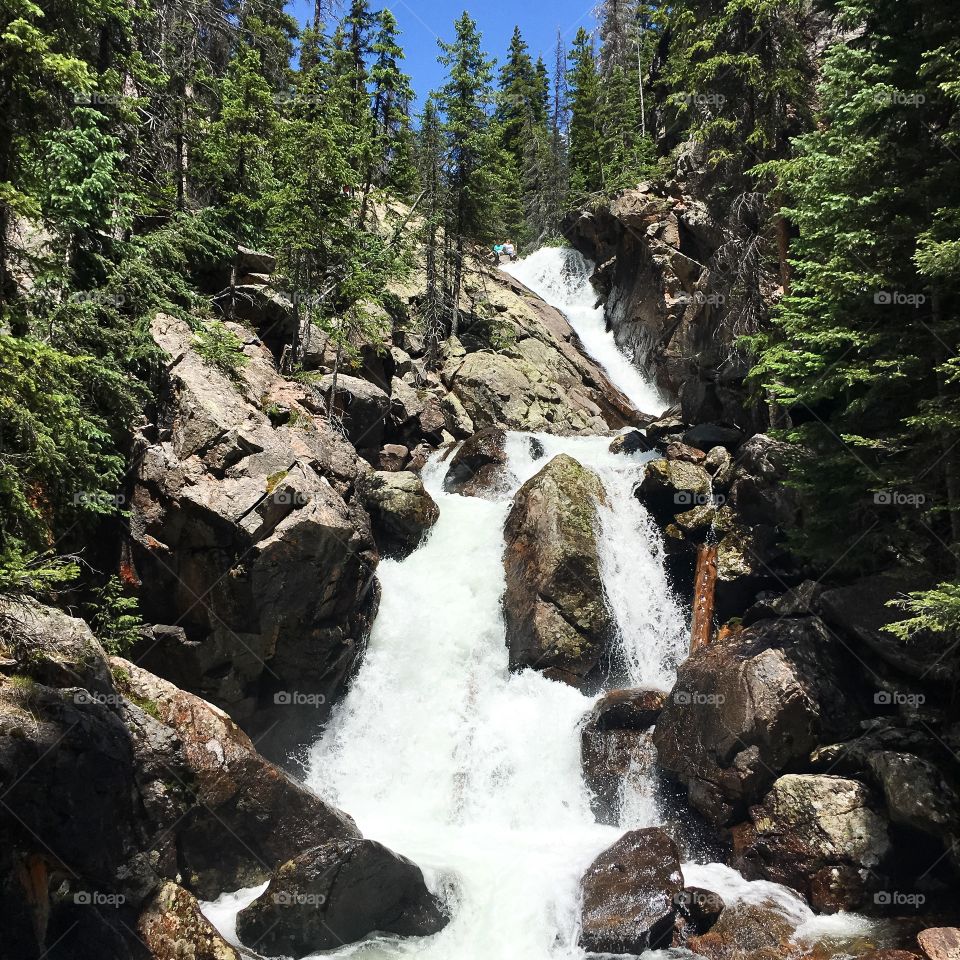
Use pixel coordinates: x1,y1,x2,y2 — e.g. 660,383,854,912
502,247,668,417
203,249,880,959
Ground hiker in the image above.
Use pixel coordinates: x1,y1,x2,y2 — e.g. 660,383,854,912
504,240,517,261
492,243,505,263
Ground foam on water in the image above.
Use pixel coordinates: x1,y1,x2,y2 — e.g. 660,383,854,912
202,250,879,960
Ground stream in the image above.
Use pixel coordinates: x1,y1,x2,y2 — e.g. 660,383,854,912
203,248,879,959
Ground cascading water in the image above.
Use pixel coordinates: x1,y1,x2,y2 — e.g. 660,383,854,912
203,250,880,959
502,248,667,417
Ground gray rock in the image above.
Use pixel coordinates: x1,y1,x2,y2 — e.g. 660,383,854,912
503,455,614,688
443,428,508,498
636,458,713,523
357,471,440,558
317,373,391,450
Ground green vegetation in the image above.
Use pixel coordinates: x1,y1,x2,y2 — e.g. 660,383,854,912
89,576,144,656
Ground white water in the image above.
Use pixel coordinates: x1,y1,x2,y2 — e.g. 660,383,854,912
203,251,880,960
502,247,668,418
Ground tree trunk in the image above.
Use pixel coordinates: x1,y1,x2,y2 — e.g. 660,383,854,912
690,544,718,653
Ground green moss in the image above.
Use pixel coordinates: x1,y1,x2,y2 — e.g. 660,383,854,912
130,694,160,719
266,470,288,494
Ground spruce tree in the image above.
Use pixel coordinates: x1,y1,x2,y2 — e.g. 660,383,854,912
567,27,605,199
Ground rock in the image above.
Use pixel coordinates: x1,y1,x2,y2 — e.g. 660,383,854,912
687,899,797,960
578,828,684,955
112,660,361,899
379,443,410,472
581,691,665,817
443,428,508,498
742,581,823,626
684,424,744,452
317,373,391,451
918,928,960,960
867,752,960,837
733,774,891,912
666,441,707,465
647,416,688,443
735,434,792,482
636,458,713,522
357,471,440,559
653,617,861,826
676,887,725,936
235,246,276,275
610,430,657,455
130,314,379,748
820,571,955,683
704,446,734,487
503,455,615,687
236,839,447,958
137,882,239,960
441,391,474,438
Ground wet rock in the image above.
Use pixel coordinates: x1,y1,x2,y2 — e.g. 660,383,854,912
357,471,439,559
443,428,508,497
918,927,960,960
653,617,861,826
684,424,744,452
733,774,891,912
503,455,615,688
636,458,713,523
610,430,656,455
581,689,663,817
236,839,447,958
137,882,239,960
687,899,797,960
579,827,684,955
676,887,725,937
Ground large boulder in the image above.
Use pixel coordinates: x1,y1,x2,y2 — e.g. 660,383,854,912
578,828,684,955
129,315,380,751
357,471,439,558
653,617,862,825
443,428,508,498
236,839,447,958
137,882,240,960
317,373,391,452
636,458,713,523
503,455,615,687
867,751,960,838
732,774,892,912
687,899,798,960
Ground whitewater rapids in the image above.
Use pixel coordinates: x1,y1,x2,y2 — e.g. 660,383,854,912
202,247,879,960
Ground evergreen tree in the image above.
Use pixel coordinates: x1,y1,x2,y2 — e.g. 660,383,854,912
436,12,507,336
567,27,605,199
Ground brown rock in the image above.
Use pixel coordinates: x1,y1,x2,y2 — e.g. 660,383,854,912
138,882,239,960
919,928,960,960
443,428,508,497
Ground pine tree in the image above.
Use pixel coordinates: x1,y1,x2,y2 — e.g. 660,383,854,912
417,96,446,369
567,27,605,199
436,13,507,337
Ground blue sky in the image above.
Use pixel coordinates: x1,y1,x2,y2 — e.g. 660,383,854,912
288,0,599,111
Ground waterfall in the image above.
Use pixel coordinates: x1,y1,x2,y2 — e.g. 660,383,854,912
202,249,878,959
502,247,668,417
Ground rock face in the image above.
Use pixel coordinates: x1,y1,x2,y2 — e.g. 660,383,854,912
137,882,240,960
357,471,439,558
317,374,391,453
236,839,448,958
503,455,615,687
443,427,509,497
732,774,891,912
129,314,380,750
578,828,684,955
565,183,766,430
653,617,862,825
636,457,714,523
